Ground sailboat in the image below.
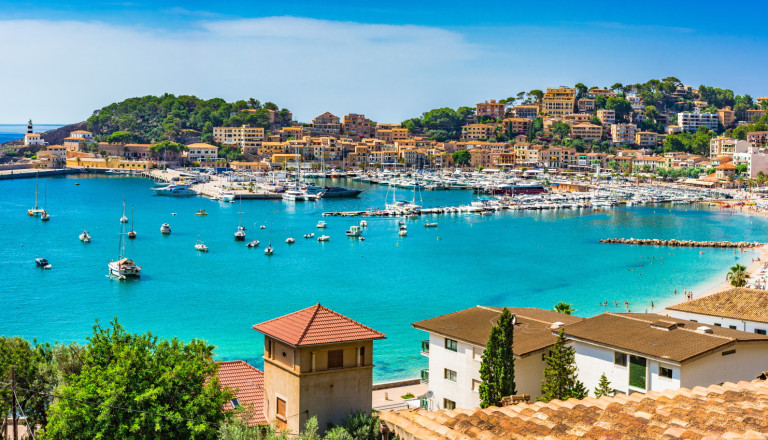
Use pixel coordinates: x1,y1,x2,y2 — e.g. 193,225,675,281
120,200,129,223
28,171,45,216
127,207,137,239
79,227,91,243
195,235,208,252
234,200,246,241
264,243,274,255
40,185,50,221
108,213,141,280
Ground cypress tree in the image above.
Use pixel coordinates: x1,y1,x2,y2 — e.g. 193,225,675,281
594,373,613,398
539,328,587,402
478,307,516,408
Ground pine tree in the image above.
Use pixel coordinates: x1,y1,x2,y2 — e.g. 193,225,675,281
478,307,516,408
539,328,588,402
594,373,613,398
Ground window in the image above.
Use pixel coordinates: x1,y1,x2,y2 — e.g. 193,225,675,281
729,325,737,330
659,366,673,379
714,323,722,327
614,352,627,367
276,397,287,429
472,379,482,391
359,346,366,366
231,398,240,408
722,349,736,356
444,368,457,382
443,399,456,410
445,338,458,352
328,349,344,369
756,329,767,335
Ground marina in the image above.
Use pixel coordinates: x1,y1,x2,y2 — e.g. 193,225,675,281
2,173,768,381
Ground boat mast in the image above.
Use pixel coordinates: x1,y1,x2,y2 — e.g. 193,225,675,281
34,171,39,210
130,207,135,232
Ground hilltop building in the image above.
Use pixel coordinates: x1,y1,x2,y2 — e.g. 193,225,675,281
542,88,576,116
476,100,505,119
678,110,718,131
311,112,341,135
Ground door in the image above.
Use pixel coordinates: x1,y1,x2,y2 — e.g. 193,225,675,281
629,355,647,390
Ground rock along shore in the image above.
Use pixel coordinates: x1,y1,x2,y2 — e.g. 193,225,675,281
599,238,763,248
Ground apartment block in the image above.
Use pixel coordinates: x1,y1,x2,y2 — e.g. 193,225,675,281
718,107,736,128
311,112,341,135
460,124,497,141
501,118,532,135
635,131,658,148
577,98,596,113
476,100,506,119
611,123,637,145
213,125,265,152
596,109,616,125
747,132,768,145
542,88,576,116
677,111,718,131
342,113,371,138
570,123,603,141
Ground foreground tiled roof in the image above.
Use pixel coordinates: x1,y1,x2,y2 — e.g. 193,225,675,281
412,307,582,357
563,313,768,363
217,361,266,426
380,379,768,439
252,303,385,346
666,287,768,324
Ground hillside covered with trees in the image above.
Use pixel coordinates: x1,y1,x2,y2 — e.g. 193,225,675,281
86,94,292,144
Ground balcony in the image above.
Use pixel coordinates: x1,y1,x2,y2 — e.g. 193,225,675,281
420,340,430,356
420,368,429,384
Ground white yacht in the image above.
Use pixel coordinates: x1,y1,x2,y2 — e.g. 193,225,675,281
345,225,363,237
285,237,295,244
399,229,408,236
194,238,208,252
316,221,328,229
246,240,260,247
359,220,368,227
79,228,91,243
235,226,246,241
282,189,312,201
424,222,438,228
160,223,172,234
303,233,315,239
218,190,235,202
109,212,141,279
151,184,196,197
317,235,330,242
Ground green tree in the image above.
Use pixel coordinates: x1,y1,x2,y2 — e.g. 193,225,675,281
605,97,633,122
593,373,613,398
726,264,748,287
478,307,516,408
529,90,544,103
45,319,232,440
551,121,571,140
554,302,575,315
539,328,587,402
452,150,471,166
340,410,379,440
263,102,279,111
106,130,134,144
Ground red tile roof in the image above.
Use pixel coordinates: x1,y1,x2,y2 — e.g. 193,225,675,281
217,361,266,426
252,303,385,346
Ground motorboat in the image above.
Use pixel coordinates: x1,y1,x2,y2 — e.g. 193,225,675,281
399,229,408,236
218,190,235,202
79,228,91,243
195,209,208,216
160,223,172,234
318,186,362,198
282,189,311,201
260,225,266,229
194,239,208,252
41,210,50,221
264,244,274,255
345,225,363,237
304,233,315,239
317,235,330,242
35,258,49,267
359,220,368,227
399,224,407,231
316,221,327,229
424,222,438,228
246,240,260,247
151,184,196,197
285,237,295,244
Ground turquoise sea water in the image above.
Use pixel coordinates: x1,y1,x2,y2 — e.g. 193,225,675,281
2,175,768,381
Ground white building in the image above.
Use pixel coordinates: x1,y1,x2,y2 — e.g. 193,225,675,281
412,307,582,410
69,130,93,140
564,313,768,395
611,123,636,145
730,142,768,179
665,287,768,334
678,111,718,132
24,133,45,146
185,143,219,162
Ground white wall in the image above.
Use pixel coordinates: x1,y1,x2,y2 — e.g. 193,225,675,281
681,344,768,389
665,310,768,334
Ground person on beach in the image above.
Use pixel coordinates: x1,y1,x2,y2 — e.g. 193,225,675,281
651,301,654,310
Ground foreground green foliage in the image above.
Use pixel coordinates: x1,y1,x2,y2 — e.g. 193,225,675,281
554,302,575,315
217,411,378,440
402,107,475,141
539,329,587,402
727,264,748,287
479,307,516,408
593,373,613,398
45,319,232,440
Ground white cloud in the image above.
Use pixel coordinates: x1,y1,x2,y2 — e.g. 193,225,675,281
0,17,492,124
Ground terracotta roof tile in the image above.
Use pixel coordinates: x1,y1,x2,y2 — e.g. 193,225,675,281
666,288,768,324
252,303,385,346
381,379,768,439
217,361,266,426
412,307,582,356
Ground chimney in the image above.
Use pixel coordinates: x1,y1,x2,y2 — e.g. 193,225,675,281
696,326,714,334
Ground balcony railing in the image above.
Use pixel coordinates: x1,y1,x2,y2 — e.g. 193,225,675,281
420,368,429,383
420,340,430,355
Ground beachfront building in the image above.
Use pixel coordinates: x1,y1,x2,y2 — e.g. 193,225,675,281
476,100,506,120
253,304,385,434
678,111,718,132
666,288,768,334
185,143,219,163
611,123,637,145
412,306,583,410
542,88,576,116
311,112,341,135
596,109,616,125
213,125,265,152
565,313,768,395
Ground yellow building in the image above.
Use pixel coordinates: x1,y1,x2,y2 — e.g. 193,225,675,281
501,118,532,135
230,161,271,171
213,125,265,151
253,304,385,434
460,123,497,141
542,88,576,116
271,153,301,164
65,155,150,170
635,131,658,148
571,123,603,141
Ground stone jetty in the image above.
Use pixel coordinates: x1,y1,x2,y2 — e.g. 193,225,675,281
599,238,763,248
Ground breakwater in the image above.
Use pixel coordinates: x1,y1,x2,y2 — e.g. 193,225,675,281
599,238,763,248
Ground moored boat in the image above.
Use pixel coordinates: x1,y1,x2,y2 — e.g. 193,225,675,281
160,223,172,234
79,228,91,243
246,240,260,247
317,235,330,242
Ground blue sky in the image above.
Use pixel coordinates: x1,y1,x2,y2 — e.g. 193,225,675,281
2,0,767,124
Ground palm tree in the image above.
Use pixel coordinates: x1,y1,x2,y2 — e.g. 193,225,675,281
554,302,576,315
726,264,748,287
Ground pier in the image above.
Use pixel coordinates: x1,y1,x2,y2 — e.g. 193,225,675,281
599,238,763,248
